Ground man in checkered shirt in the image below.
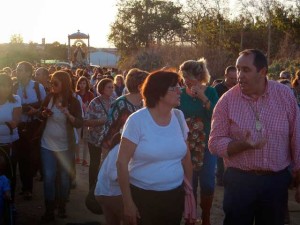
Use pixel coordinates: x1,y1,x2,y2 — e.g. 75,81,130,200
209,49,300,225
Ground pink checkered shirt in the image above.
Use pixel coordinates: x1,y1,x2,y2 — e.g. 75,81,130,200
209,80,300,172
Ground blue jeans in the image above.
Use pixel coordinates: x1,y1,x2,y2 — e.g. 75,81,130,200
223,167,291,225
41,147,72,201
192,148,217,203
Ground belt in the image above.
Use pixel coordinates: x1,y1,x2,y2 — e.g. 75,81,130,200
229,167,287,176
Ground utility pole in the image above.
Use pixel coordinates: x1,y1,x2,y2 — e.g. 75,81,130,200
267,8,271,63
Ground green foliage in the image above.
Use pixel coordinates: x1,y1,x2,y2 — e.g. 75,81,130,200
10,34,24,44
110,0,300,73
269,59,300,80
109,0,184,59
0,36,68,69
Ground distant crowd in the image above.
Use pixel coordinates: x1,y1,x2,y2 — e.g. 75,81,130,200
0,49,300,225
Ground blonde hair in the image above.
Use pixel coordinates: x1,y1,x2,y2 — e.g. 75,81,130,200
179,58,210,84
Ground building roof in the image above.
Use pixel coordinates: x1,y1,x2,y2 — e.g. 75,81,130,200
68,30,89,39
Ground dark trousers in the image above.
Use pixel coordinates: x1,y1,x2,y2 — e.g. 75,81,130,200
17,121,41,193
0,142,17,201
88,143,101,189
216,157,224,182
223,167,291,225
130,184,184,225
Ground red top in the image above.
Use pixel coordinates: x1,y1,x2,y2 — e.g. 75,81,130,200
76,91,94,115
209,80,300,172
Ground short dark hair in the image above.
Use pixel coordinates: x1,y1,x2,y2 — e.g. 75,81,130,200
239,49,268,73
142,70,180,108
97,78,113,95
17,61,33,76
225,66,236,75
35,67,49,77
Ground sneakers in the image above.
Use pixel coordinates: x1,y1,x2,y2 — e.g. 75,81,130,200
82,160,89,167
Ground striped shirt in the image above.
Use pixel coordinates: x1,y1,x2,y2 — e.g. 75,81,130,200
208,80,300,171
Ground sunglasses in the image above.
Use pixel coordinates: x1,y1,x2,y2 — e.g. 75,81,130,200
51,80,60,87
168,84,181,92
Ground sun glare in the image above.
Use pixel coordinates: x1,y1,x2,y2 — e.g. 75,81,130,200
0,0,238,48
0,0,118,47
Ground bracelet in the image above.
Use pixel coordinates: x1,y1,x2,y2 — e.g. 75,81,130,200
202,99,210,107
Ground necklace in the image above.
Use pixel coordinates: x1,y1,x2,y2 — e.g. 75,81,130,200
247,100,264,132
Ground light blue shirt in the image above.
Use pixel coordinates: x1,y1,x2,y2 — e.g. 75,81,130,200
16,79,46,122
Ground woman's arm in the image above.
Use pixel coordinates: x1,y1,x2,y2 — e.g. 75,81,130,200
116,137,140,225
7,106,22,129
65,97,83,128
84,98,107,127
182,143,193,184
83,118,106,127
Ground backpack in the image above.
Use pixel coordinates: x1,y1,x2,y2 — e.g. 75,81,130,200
13,81,42,105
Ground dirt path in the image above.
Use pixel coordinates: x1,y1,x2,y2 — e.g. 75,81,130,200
14,165,300,225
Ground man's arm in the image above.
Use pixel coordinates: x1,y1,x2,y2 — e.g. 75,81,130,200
209,96,267,158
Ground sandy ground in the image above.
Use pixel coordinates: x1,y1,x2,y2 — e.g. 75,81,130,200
14,164,300,225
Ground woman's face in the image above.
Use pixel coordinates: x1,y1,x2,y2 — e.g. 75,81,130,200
51,78,62,94
183,75,198,90
160,83,182,108
0,83,11,101
102,82,114,97
116,77,123,86
79,80,87,91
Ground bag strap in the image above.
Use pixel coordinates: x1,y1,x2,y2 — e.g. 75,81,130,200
13,81,41,104
33,81,42,104
174,109,185,138
99,99,109,116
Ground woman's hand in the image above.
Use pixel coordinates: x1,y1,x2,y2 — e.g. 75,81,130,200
5,121,17,129
191,84,207,101
41,108,53,118
124,200,140,225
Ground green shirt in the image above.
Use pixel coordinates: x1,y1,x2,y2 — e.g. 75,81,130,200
179,87,219,143
178,86,218,169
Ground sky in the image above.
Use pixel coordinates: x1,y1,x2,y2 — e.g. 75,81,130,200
0,0,237,48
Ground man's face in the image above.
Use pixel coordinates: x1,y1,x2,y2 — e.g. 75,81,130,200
225,71,237,88
35,71,49,85
236,54,265,96
16,64,31,82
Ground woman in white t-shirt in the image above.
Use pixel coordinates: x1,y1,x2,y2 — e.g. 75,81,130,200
0,72,21,204
39,71,83,222
117,70,193,225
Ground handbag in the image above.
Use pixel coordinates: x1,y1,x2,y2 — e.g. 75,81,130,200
174,109,197,224
85,183,103,215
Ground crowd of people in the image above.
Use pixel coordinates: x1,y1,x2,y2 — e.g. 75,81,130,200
0,48,299,225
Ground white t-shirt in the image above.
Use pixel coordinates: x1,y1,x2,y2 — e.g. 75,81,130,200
0,95,21,143
94,144,121,196
122,108,189,191
41,99,68,151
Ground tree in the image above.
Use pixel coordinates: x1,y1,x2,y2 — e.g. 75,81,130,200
109,0,183,60
10,34,24,44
